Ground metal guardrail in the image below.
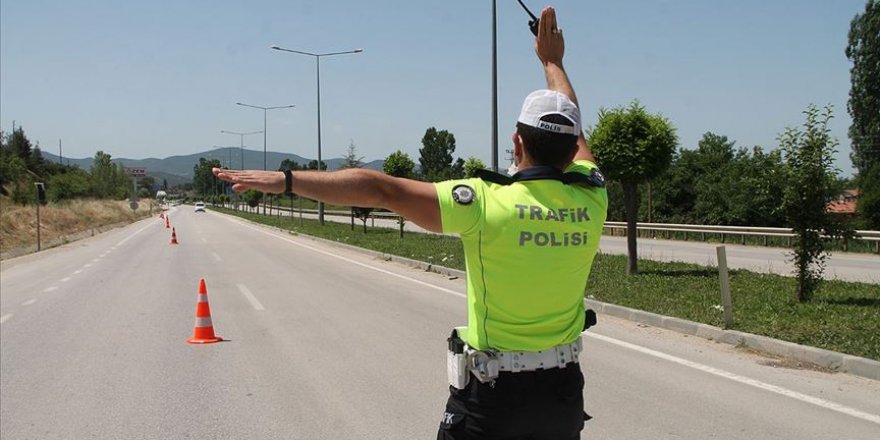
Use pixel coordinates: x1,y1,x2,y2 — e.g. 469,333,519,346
237,202,880,253
602,221,880,253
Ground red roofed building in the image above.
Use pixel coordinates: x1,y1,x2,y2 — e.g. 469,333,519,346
827,189,859,215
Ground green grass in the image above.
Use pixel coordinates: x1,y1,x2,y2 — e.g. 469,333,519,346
219,207,880,361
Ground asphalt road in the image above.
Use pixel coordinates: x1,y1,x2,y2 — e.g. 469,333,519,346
2,208,878,439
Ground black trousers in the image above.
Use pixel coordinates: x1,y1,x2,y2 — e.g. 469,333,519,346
437,363,585,440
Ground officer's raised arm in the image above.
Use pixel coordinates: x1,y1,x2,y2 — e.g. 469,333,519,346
535,6,596,164
212,167,442,232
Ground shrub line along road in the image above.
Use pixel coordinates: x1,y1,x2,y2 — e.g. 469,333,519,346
1,208,878,439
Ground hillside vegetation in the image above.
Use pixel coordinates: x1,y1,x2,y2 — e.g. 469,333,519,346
0,198,151,257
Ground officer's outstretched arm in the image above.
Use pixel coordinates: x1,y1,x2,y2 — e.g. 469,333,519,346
212,167,442,232
534,7,596,164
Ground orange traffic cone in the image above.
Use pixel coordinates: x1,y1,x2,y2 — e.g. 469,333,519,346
170,227,179,245
165,216,170,229
187,278,222,344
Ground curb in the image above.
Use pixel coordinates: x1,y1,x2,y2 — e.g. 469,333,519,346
228,212,880,382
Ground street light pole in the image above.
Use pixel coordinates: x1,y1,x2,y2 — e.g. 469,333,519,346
221,130,262,211
492,0,499,172
221,130,263,170
235,103,295,172
236,103,294,215
270,45,363,225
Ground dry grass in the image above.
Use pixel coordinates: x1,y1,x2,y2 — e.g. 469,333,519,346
0,198,152,253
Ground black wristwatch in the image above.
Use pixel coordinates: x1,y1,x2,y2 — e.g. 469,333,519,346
283,169,293,195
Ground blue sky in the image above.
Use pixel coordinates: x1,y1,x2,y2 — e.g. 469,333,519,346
0,0,866,176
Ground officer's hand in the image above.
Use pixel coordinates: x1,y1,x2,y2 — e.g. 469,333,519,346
213,168,285,194
535,7,564,66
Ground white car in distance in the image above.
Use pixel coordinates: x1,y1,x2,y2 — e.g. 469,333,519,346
194,202,206,213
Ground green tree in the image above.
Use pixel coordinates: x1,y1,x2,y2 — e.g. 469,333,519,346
779,104,844,302
418,127,457,181
307,160,327,170
383,150,415,178
192,157,222,197
588,100,678,274
90,151,128,199
48,169,91,202
138,176,156,194
846,0,880,228
340,140,364,169
463,157,487,178
279,158,301,171
0,131,28,196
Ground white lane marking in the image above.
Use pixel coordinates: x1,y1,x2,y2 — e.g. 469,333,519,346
223,214,880,426
211,252,222,262
221,216,465,299
0,314,12,324
84,263,92,268
92,258,100,263
22,298,37,306
43,286,58,292
60,277,71,283
115,222,155,247
201,237,207,243
100,252,108,257
236,284,265,311
73,269,82,275
586,332,880,426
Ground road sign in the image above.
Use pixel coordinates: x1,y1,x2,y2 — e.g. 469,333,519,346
129,201,139,211
126,167,146,177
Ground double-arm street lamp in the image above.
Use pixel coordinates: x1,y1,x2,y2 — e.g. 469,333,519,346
220,130,263,170
270,45,363,225
234,103,295,172
235,103,295,215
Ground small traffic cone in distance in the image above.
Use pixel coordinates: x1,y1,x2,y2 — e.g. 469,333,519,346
170,227,179,245
187,278,222,344
165,216,170,229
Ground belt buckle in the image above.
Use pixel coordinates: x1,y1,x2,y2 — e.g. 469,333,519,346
469,350,500,383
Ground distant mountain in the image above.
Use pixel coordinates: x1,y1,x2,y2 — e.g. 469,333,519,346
40,148,386,186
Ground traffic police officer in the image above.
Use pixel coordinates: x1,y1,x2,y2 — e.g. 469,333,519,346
213,6,606,439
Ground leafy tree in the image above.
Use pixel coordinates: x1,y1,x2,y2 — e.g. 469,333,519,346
162,178,168,191
858,164,880,227
846,0,880,228
243,189,262,208
138,176,156,194
192,157,222,197
383,150,415,178
588,100,678,274
340,140,363,169
463,157,487,178
7,127,33,163
451,157,466,179
419,127,457,182
279,158,301,171
691,133,737,224
779,104,844,302
48,169,91,202
90,151,128,199
0,132,27,196
307,160,327,170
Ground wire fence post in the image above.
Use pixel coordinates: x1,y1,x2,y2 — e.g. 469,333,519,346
716,245,734,328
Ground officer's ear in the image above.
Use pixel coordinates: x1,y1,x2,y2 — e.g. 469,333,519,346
512,132,524,163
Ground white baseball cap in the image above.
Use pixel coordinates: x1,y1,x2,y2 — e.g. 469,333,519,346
517,89,581,136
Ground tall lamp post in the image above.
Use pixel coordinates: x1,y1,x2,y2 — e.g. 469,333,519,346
270,44,363,225
221,130,263,211
235,103,295,215
220,130,263,170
